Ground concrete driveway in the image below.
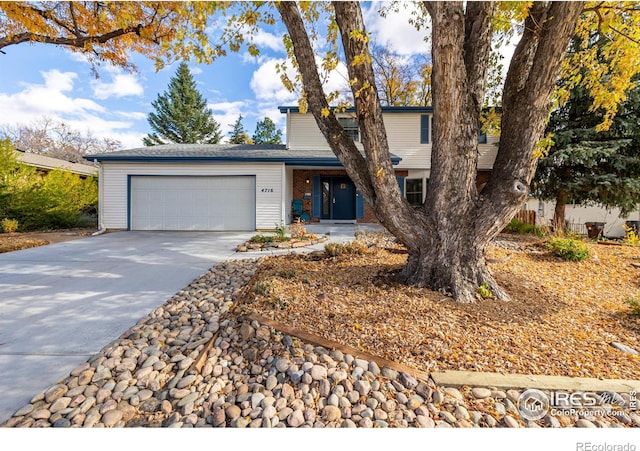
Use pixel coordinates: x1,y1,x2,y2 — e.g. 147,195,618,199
0,230,256,424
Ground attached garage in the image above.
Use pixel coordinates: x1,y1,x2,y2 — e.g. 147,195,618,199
130,175,256,231
87,143,395,232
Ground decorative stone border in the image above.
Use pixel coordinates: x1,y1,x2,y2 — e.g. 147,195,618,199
236,234,329,252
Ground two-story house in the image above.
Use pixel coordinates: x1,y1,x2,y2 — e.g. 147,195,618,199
86,106,499,231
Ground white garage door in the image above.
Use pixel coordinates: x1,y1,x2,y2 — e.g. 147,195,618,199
130,176,256,231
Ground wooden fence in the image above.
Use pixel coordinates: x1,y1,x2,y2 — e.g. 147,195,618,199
514,209,536,225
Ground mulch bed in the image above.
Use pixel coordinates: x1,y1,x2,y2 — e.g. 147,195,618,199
0,228,97,253
0,234,48,253
239,234,640,380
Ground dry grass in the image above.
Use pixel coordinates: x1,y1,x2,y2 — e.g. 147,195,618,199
241,235,640,380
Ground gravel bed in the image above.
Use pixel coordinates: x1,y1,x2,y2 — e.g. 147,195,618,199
2,258,638,428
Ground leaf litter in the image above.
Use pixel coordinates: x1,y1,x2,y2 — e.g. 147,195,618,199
240,233,640,380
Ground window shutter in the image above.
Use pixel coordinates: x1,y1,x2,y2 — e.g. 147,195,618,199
396,176,405,196
356,191,364,219
420,115,430,144
478,127,487,144
312,175,321,218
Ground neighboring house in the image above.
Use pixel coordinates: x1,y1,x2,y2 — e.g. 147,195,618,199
524,198,640,238
16,149,98,178
86,106,499,232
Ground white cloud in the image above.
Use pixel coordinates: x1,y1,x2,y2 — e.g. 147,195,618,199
250,57,350,107
362,1,431,56
116,111,147,121
0,69,144,150
250,58,298,105
252,29,285,53
90,70,144,100
0,70,103,125
208,100,251,140
189,65,204,75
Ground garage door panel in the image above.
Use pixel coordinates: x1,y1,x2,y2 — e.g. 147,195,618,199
130,176,255,231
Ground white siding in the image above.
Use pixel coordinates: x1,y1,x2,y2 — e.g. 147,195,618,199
524,198,640,238
285,111,498,170
100,162,283,230
286,113,335,151
478,135,499,170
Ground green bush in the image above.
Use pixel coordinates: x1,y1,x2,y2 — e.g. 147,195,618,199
0,140,98,231
250,234,275,244
275,222,287,241
1,218,19,233
503,219,546,237
477,283,493,299
546,237,590,261
625,296,640,317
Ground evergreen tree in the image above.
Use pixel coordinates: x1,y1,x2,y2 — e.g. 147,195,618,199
533,40,640,229
227,115,252,144
252,117,283,144
143,63,222,146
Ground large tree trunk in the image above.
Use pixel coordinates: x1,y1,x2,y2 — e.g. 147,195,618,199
277,1,583,303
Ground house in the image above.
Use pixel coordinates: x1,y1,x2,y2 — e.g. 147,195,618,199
16,149,98,178
524,198,640,238
85,106,499,231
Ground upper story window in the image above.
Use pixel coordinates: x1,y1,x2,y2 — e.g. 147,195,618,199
338,117,360,142
424,114,488,144
420,114,430,144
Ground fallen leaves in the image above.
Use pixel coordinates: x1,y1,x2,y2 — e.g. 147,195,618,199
0,235,48,253
241,234,640,380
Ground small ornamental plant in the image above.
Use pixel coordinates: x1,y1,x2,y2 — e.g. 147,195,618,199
1,218,19,233
546,237,590,261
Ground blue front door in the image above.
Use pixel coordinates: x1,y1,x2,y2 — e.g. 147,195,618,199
331,177,355,220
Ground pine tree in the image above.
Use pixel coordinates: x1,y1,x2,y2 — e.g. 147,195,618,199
227,115,252,144
533,43,640,228
143,63,222,146
252,117,283,144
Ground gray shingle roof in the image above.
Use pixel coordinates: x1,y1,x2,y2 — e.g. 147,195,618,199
85,143,402,165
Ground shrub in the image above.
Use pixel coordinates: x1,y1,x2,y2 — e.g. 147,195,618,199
275,222,287,241
343,240,369,255
503,219,546,237
1,218,18,233
325,242,344,257
625,296,640,317
623,225,640,246
288,220,307,239
250,234,275,244
0,140,99,231
546,237,590,261
477,283,493,299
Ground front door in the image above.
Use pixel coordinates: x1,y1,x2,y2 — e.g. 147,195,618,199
320,177,355,220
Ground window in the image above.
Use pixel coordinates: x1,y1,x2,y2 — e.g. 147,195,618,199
406,178,423,206
420,114,430,144
338,117,360,142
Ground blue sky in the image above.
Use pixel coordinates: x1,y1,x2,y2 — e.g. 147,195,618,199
0,2,432,150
